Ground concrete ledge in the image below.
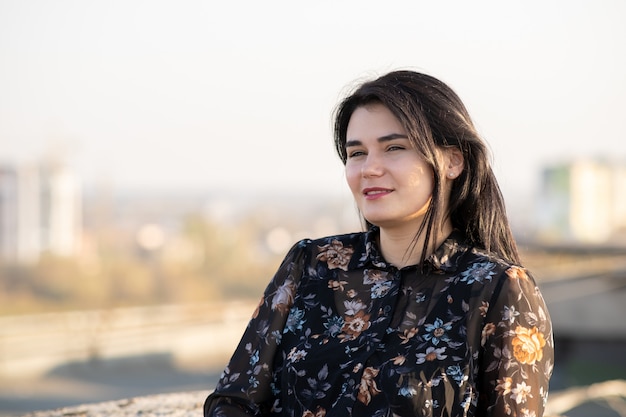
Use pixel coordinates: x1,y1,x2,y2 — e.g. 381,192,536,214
22,391,209,417
20,380,626,417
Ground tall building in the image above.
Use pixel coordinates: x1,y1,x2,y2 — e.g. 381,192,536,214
0,166,19,260
40,161,82,257
0,160,81,263
16,163,42,262
536,159,626,244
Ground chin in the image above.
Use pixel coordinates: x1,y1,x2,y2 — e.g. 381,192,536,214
363,217,399,229
364,214,426,231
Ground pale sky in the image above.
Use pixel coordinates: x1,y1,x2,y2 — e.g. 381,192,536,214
1,0,625,207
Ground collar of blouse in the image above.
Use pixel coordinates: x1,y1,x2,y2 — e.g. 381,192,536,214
356,227,469,274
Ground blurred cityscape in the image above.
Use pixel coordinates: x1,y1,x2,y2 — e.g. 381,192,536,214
2,156,626,270
0,156,362,315
535,159,626,245
1,156,626,416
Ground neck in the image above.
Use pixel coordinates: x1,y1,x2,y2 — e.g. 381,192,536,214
378,221,452,268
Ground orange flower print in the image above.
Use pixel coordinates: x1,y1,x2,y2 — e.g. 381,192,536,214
363,269,388,284
357,367,382,405
340,310,371,342
302,406,326,417
392,355,406,365
481,322,496,346
271,278,295,314
479,301,489,317
317,240,354,271
512,326,546,365
416,347,447,364
328,280,347,291
399,327,419,344
287,347,307,363
506,265,529,280
495,377,513,396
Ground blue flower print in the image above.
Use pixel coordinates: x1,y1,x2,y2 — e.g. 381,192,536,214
446,365,468,386
271,330,282,344
460,261,497,284
502,305,520,324
301,364,332,401
324,315,344,337
344,299,367,315
371,281,393,299
424,318,452,345
284,307,305,334
460,395,471,410
399,386,417,398
249,350,259,367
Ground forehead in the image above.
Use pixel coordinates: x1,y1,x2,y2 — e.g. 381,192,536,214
346,104,406,138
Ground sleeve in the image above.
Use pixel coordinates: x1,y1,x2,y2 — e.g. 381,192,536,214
204,240,310,417
478,265,555,417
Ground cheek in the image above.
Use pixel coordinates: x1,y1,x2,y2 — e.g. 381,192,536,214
345,165,361,192
406,165,434,191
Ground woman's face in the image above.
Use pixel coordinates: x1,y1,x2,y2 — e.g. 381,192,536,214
344,103,436,231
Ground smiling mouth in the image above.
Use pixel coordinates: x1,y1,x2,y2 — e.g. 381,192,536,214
363,188,393,198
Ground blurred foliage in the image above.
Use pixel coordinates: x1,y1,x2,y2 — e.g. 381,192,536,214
0,212,284,316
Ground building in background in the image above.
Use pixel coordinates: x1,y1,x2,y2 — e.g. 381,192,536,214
536,159,626,244
0,160,82,263
0,166,19,260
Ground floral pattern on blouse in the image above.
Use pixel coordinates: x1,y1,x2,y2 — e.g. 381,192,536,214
204,229,554,417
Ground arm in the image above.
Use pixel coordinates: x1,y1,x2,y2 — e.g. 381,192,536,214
479,266,554,417
204,240,310,417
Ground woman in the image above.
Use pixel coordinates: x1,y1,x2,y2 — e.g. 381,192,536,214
204,70,554,417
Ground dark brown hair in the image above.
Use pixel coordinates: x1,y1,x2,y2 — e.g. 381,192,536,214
333,70,520,265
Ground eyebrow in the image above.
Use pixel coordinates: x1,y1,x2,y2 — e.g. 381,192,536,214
345,133,409,148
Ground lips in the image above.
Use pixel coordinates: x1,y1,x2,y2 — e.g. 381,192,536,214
363,187,393,199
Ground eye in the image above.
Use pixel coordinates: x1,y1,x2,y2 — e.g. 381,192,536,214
386,144,406,152
347,149,366,158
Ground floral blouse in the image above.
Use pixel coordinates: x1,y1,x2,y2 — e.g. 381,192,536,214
204,228,554,417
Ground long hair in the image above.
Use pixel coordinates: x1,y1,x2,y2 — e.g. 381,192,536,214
333,70,520,265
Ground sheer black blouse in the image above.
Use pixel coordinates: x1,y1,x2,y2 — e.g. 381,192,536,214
204,229,554,417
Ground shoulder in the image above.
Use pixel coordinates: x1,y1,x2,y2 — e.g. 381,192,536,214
289,231,368,271
308,230,367,246
463,248,547,316
456,244,538,288
295,231,367,254
467,246,516,271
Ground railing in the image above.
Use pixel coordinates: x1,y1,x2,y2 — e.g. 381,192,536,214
545,379,626,417
0,301,257,378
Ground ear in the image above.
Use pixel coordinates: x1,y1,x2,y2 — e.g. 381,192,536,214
443,147,464,179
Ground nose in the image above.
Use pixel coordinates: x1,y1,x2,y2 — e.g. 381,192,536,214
361,153,384,178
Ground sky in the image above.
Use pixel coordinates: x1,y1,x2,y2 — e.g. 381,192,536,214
1,0,625,208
